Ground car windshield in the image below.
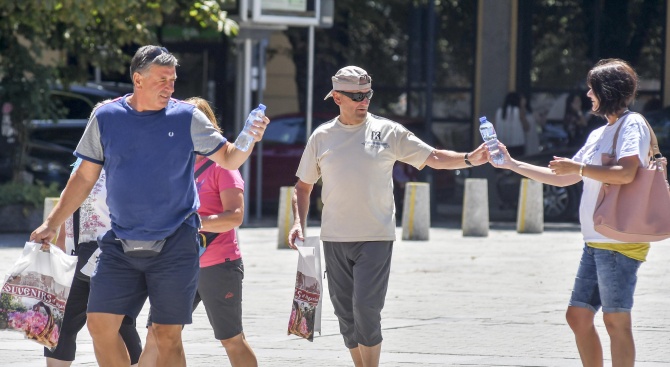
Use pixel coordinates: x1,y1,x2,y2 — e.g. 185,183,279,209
263,117,305,145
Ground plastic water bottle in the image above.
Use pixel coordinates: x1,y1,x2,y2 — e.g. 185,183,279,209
234,104,266,152
479,116,505,165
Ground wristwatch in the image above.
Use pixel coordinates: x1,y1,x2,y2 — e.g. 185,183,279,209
464,153,473,167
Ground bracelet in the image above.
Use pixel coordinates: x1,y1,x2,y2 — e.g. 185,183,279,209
464,153,473,167
579,163,585,177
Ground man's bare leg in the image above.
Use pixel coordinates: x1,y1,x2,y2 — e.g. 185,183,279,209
349,343,381,367
349,347,364,367
87,313,128,367
152,323,187,367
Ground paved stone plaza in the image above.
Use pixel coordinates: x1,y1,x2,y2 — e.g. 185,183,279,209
1,224,669,366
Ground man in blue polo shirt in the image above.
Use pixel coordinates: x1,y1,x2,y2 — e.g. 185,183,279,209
30,45,269,367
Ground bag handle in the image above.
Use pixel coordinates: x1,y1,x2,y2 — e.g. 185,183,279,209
73,208,80,252
610,111,663,162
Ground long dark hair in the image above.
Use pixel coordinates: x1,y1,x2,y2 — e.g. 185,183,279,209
500,92,532,119
563,93,581,119
586,59,638,117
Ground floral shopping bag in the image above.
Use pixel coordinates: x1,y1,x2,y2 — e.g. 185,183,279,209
1,242,77,350
287,237,322,342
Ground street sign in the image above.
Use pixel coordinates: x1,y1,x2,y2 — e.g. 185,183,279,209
233,0,333,28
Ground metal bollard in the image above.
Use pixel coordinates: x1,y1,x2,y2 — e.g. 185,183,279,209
516,178,544,233
462,178,489,237
401,182,430,241
277,186,295,249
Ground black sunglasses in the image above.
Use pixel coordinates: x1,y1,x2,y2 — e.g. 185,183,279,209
336,90,374,102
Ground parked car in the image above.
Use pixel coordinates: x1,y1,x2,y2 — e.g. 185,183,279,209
246,113,335,216
496,109,670,222
0,84,125,187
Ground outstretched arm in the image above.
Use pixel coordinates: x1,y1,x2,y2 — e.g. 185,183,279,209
491,143,581,187
423,143,488,170
208,115,270,170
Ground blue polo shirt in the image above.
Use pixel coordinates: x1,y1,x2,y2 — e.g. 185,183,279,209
74,95,226,240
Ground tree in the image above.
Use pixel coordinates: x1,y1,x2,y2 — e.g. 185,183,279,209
0,0,237,182
284,0,414,116
283,0,476,121
530,0,664,90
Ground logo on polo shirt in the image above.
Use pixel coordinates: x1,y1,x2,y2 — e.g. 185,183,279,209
168,132,174,137
363,130,388,148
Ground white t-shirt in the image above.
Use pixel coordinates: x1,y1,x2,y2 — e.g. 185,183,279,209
296,113,434,242
495,106,526,148
572,112,651,243
63,169,110,254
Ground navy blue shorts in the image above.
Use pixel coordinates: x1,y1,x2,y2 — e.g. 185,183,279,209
145,259,245,341
88,223,200,325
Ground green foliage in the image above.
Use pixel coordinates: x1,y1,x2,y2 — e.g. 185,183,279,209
0,0,238,181
0,292,26,311
285,0,476,116
531,0,664,89
0,181,62,207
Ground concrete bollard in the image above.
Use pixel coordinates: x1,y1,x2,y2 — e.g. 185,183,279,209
401,182,430,241
462,178,489,237
277,186,295,249
516,178,544,234
43,197,59,222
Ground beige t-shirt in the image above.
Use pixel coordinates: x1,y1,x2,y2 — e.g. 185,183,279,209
296,113,434,242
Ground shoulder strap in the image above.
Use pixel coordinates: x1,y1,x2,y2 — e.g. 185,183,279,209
73,208,80,250
611,112,662,159
637,113,663,159
194,159,215,179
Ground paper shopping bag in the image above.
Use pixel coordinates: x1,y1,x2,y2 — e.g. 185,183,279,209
1,242,77,350
287,237,322,341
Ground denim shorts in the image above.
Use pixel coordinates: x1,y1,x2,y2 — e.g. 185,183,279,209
569,244,642,314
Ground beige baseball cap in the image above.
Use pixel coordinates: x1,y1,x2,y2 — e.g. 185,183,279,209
324,66,372,100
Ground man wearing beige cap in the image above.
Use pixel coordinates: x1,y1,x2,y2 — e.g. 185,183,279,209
288,65,487,366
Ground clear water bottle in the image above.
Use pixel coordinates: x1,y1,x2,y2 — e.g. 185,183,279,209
479,116,505,165
234,104,266,152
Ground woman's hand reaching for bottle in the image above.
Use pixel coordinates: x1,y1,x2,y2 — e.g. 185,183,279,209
488,142,516,170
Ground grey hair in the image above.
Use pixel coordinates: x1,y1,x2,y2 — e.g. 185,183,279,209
129,45,179,79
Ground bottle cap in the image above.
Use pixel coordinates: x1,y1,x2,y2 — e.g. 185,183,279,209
258,104,266,111
479,116,487,124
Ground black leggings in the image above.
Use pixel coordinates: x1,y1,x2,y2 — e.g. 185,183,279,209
44,242,142,363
